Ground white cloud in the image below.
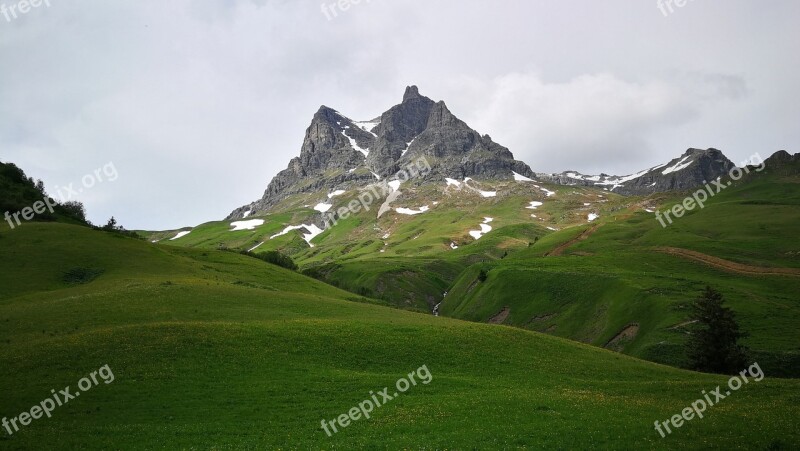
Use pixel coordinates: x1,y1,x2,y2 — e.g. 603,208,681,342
443,71,750,174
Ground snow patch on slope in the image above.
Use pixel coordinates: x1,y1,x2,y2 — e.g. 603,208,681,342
463,178,496,197
469,217,494,240
539,187,555,197
270,224,324,247
662,155,694,175
314,202,333,213
355,119,380,137
230,219,265,231
396,206,430,215
513,171,533,182
402,137,417,157
342,131,369,157
171,231,191,240
248,242,265,252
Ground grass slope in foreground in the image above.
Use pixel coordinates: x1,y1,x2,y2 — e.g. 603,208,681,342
1,223,798,449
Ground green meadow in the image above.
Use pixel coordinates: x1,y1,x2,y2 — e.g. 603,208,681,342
1,223,799,449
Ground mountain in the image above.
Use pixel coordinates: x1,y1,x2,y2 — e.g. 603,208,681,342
228,86,534,219
535,148,736,195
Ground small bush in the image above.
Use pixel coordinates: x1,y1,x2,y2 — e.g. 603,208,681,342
240,250,298,271
63,267,104,285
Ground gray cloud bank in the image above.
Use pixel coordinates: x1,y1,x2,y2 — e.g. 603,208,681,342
1,0,797,229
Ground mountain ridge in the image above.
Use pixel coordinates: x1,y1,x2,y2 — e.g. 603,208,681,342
228,86,786,220
534,148,737,195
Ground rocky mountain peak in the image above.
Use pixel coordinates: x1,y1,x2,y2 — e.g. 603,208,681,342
227,86,535,219
760,150,800,176
764,150,796,164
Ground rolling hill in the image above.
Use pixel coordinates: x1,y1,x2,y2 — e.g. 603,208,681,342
1,221,799,448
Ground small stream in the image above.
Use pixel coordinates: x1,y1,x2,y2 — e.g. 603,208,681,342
433,291,447,316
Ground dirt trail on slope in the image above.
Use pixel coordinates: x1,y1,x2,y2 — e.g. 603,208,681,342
604,323,640,351
656,247,800,277
488,307,511,324
545,225,600,257
668,320,698,330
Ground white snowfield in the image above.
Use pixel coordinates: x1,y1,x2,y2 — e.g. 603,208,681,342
396,206,430,215
512,171,533,182
230,219,265,231
270,224,324,247
662,155,694,175
445,178,462,187
328,190,346,198
527,201,544,210
355,119,380,136
463,178,497,197
242,210,252,218
588,213,599,222
469,217,494,240
342,131,369,157
402,137,417,157
388,180,402,191
248,241,265,252
314,202,333,213
170,230,191,240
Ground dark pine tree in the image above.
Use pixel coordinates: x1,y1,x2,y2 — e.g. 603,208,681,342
687,286,749,374
103,216,119,231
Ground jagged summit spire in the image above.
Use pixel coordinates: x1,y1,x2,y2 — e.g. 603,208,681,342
403,85,421,102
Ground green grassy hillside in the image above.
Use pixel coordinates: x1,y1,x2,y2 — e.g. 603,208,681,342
441,167,800,375
1,222,799,448
142,180,620,310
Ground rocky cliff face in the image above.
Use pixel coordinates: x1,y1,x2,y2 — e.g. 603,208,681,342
760,150,800,175
228,86,535,219
536,148,736,196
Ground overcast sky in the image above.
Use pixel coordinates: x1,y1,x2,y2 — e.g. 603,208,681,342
1,0,798,230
